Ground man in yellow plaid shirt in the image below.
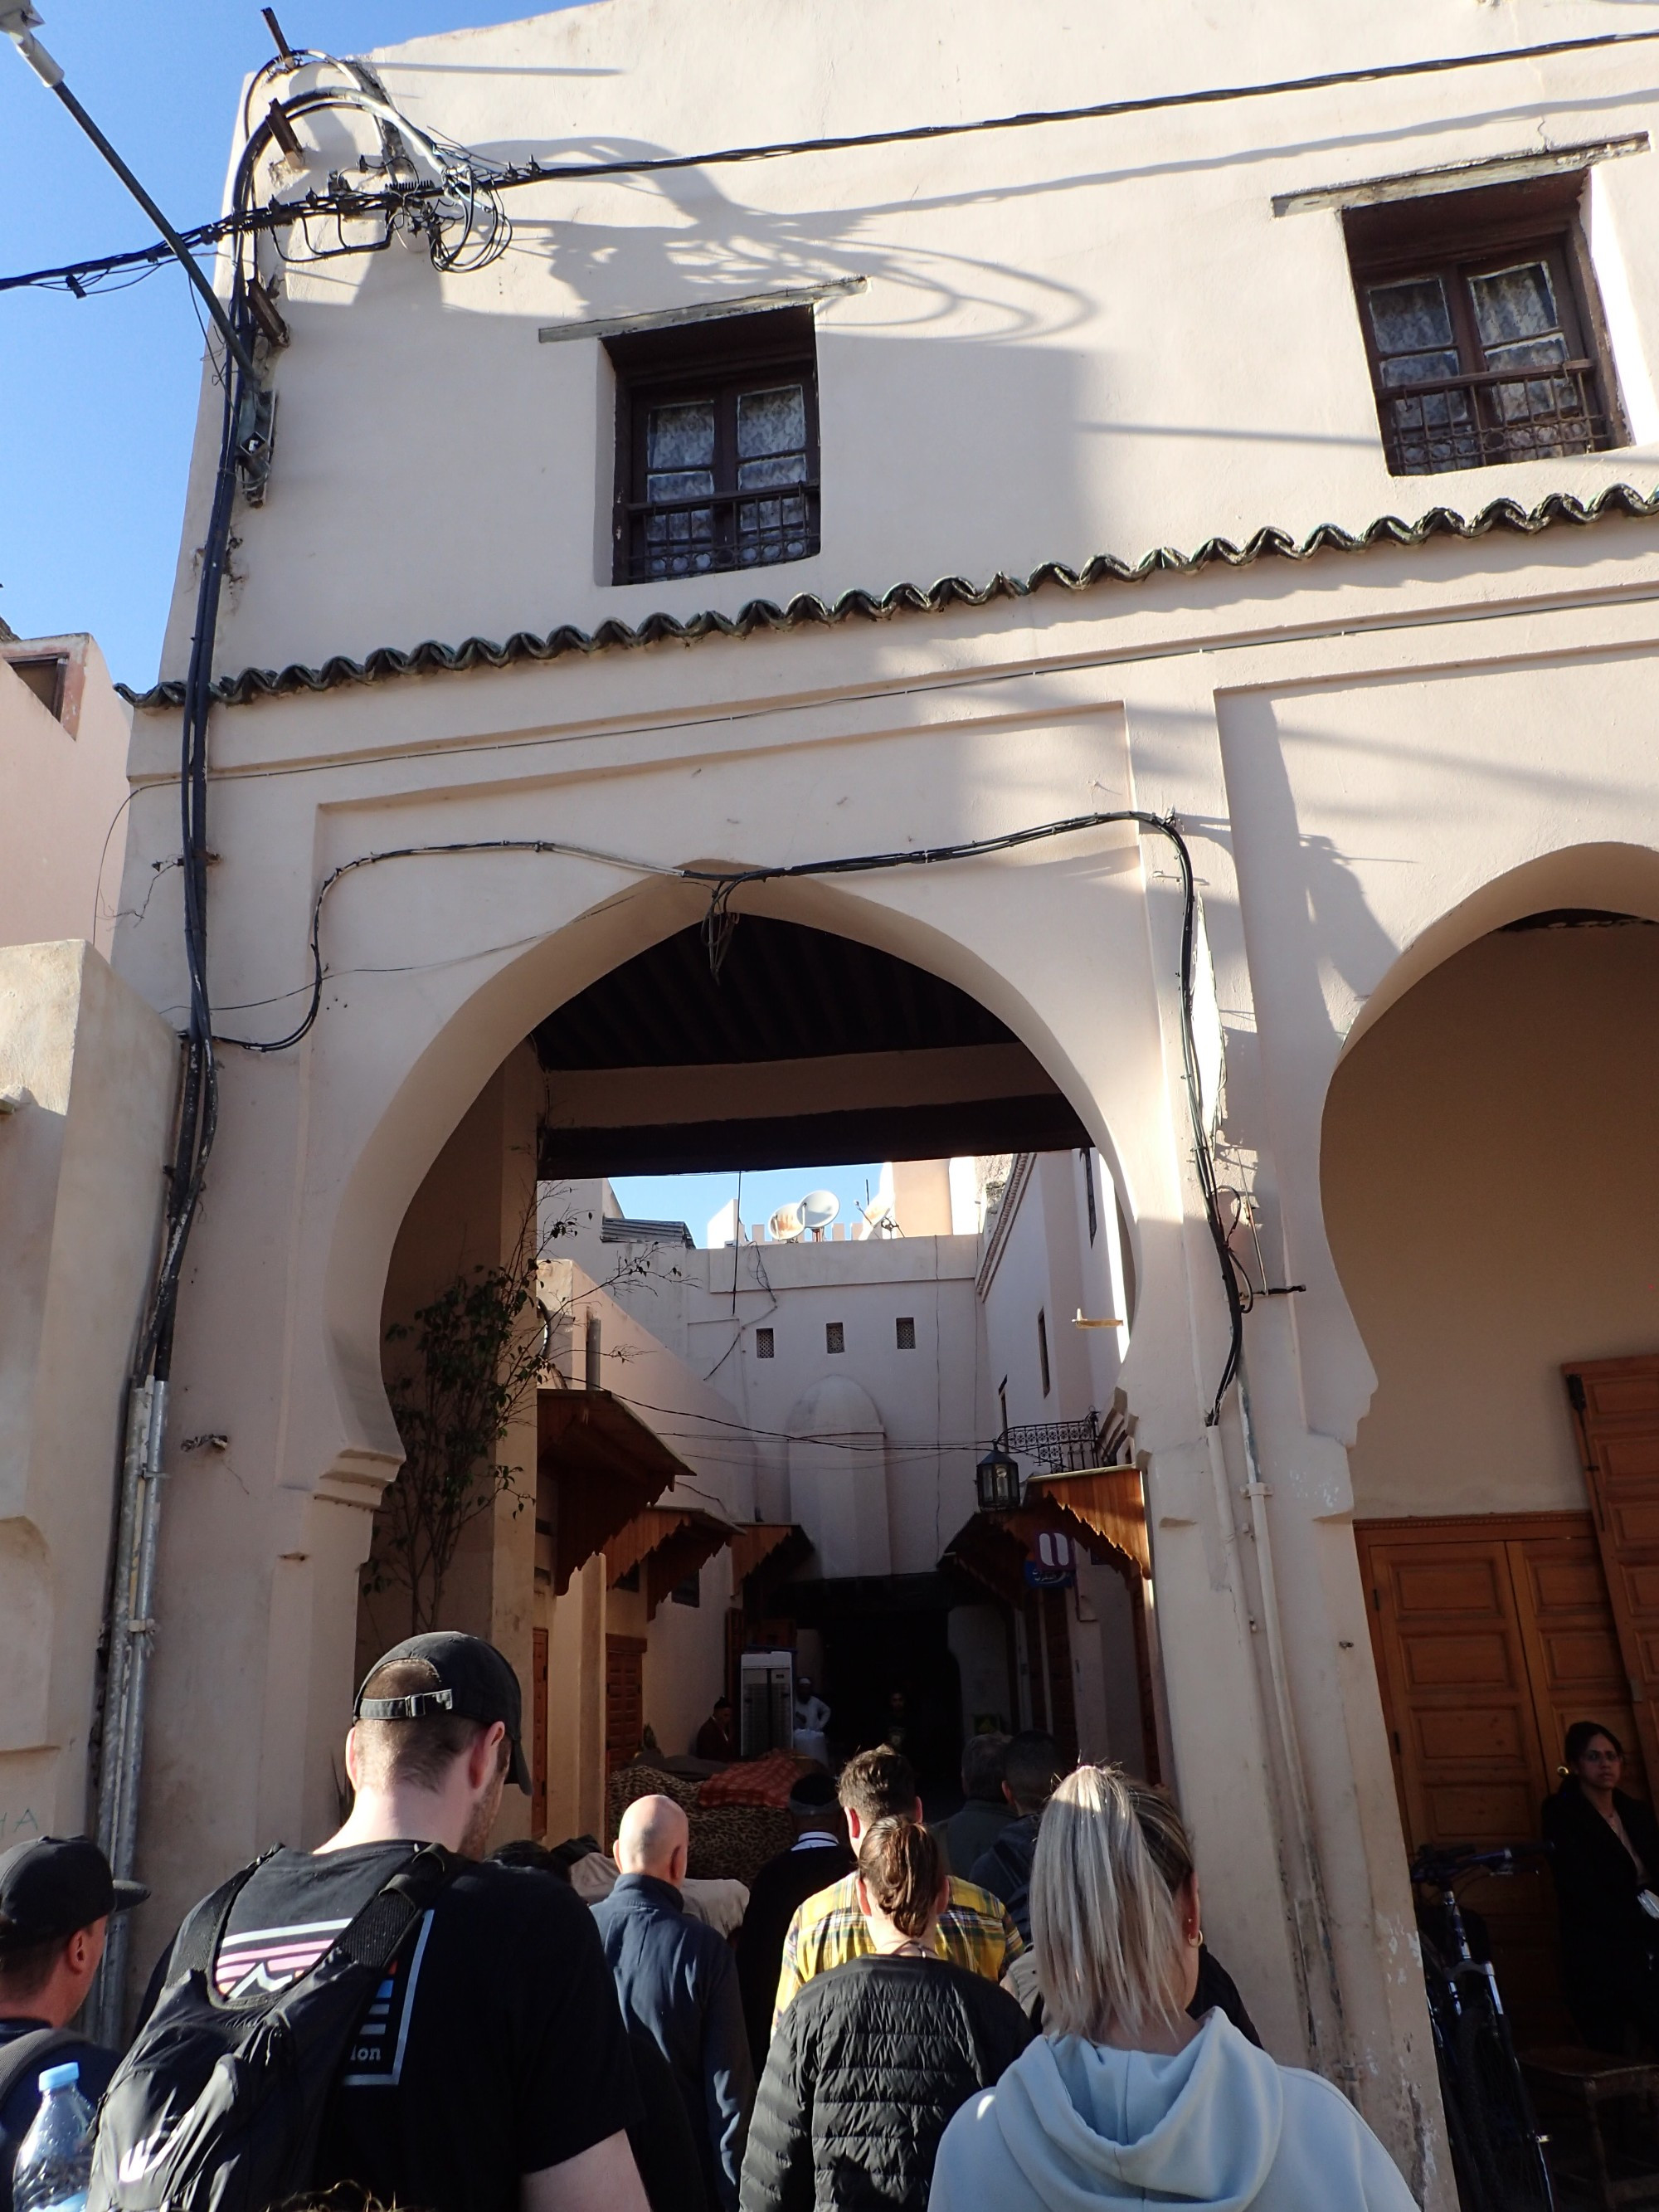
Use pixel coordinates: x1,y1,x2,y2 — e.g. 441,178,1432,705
770,1747,1024,2035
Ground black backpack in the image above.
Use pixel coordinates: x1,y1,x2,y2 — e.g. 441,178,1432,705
88,1843,460,2212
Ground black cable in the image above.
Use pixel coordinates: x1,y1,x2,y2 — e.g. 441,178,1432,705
9,21,1659,297
216,809,1248,1424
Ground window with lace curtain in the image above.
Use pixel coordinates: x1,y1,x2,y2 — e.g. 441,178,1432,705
607,305,820,584
1345,173,1623,476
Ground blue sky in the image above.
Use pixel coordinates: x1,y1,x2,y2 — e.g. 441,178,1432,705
0,1,588,685
604,1164,885,1248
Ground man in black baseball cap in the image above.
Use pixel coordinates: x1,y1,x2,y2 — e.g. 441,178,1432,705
139,1630,647,2212
0,1837,146,2212
352,1630,532,1798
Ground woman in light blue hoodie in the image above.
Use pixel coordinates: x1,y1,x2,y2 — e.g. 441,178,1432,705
931,1768,1418,2212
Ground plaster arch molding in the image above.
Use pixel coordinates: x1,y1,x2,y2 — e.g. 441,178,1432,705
786,1376,892,1581
316,853,1191,1510
1306,840,1659,1449
1336,840,1659,1065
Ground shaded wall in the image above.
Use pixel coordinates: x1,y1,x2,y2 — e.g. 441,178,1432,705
1323,925,1659,1518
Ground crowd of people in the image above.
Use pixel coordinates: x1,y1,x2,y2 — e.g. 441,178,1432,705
34,1627,1637,2210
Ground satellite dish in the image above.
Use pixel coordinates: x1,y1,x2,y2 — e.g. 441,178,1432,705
768,1202,805,1242
799,1189,840,1234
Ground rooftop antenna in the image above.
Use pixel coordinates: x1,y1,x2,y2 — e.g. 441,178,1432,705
768,1201,805,1243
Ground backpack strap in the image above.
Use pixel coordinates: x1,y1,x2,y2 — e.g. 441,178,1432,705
328,1844,460,1977
0,2028,83,2108
168,1845,285,1985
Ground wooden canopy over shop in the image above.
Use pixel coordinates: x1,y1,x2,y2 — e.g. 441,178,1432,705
605,1503,736,1617
1024,1465,1151,1577
941,1466,1149,1603
538,1387,696,1595
730,1521,813,1610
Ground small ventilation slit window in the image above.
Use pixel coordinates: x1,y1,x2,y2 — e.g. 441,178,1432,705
826,1322,845,1355
896,1317,917,1350
756,1327,775,1359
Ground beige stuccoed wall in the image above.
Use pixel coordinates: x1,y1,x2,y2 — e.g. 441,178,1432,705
1323,924,1659,1520
0,943,175,1848
0,641,131,959
114,3,1659,2188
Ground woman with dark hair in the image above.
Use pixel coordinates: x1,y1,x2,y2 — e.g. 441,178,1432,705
1542,1719,1659,2052
740,1817,1030,2210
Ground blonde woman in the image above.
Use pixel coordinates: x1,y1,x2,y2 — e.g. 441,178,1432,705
931,1768,1416,2212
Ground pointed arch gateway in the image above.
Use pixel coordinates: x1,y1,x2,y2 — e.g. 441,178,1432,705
1323,839,1659,2043
332,860,1173,1838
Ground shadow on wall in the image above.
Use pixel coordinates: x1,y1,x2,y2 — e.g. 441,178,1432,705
1321,917,1659,1521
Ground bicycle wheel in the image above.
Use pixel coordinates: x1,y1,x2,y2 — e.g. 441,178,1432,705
1455,2002,1555,2212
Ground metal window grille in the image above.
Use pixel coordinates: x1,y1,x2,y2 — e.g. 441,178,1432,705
826,1321,845,1355
1351,211,1622,478
1000,1411,1133,1474
756,1326,775,1359
896,1316,917,1350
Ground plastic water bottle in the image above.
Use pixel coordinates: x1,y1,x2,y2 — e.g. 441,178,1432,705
12,2062,94,2212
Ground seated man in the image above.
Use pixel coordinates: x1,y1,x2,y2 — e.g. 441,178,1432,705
771,1747,1023,2034
694,1698,737,1763
0,1836,145,2212
790,1678,830,1768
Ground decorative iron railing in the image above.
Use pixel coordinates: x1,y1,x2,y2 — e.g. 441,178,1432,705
623,482,821,582
999,1407,1133,1474
1381,358,1612,476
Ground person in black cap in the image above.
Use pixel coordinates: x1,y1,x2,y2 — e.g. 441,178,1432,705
141,1632,648,2212
733,1773,853,2068
0,1835,145,2212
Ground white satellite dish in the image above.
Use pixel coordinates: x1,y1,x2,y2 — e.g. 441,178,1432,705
768,1201,805,1242
799,1189,840,1235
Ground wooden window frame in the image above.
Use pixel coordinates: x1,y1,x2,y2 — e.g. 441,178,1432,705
1344,173,1625,475
607,306,820,586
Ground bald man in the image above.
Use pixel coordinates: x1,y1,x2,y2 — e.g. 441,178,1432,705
592,1797,754,2211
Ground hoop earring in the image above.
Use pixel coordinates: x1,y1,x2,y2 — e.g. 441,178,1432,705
1188,1923,1203,1947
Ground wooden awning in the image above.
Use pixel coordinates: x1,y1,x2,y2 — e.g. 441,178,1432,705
940,1467,1151,1601
538,1388,698,1595
605,1504,736,1618
1024,1466,1151,1576
730,1521,813,1609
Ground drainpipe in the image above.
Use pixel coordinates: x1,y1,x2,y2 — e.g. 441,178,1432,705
88,1371,167,2044
1229,1363,1352,2085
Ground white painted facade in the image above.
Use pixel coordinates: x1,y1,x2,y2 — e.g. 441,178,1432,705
54,2,1659,2194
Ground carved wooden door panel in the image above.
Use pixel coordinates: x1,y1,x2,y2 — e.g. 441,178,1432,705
1356,1513,1632,2041
606,1633,646,1775
1564,1355,1659,1779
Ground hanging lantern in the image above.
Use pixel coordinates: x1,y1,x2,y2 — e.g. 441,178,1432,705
975,1445,1021,1513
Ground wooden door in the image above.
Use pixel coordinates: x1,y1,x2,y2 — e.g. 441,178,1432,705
606,1633,647,1774
1358,1512,1642,2043
532,1626,548,1838
1565,1356,1659,1779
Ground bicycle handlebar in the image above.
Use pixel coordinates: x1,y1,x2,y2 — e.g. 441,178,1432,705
1410,1842,1552,1885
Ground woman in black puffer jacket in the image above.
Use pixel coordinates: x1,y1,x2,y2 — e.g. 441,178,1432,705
740,1817,1031,2210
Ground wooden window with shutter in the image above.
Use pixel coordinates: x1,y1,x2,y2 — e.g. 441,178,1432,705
608,307,820,585
1345,174,1622,475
